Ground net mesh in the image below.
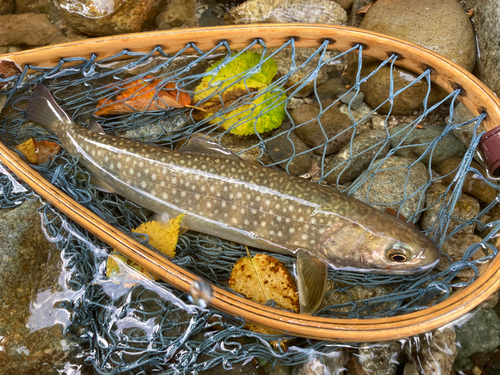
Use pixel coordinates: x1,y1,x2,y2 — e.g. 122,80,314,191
0,38,498,373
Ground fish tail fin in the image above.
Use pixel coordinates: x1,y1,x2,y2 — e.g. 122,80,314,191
24,84,72,132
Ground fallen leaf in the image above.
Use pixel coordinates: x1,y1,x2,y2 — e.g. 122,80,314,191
357,2,374,13
15,138,61,164
95,76,191,116
0,59,22,89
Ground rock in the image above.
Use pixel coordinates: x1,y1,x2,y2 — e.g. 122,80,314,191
0,0,14,14
480,291,500,310
351,156,429,220
406,327,457,375
340,91,365,110
262,362,292,375
15,0,49,14
291,350,349,375
324,129,390,185
484,350,500,375
200,360,259,374
454,309,500,372
267,123,313,176
229,0,347,25
334,0,353,10
123,114,191,141
403,363,418,375
339,101,373,129
0,13,64,46
316,77,347,101
292,103,353,155
435,234,486,279
389,124,466,169
155,0,197,29
437,157,497,204
60,0,165,36
466,0,500,96
446,102,486,149
199,6,226,27
349,0,371,27
420,182,480,236
359,0,476,115
358,342,400,375
0,200,76,374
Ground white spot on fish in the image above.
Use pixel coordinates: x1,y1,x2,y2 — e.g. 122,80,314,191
141,181,147,188
104,156,109,162
162,192,168,199
152,174,157,181
289,228,295,234
231,217,238,224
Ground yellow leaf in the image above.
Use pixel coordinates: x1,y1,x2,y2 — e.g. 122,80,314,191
15,138,61,164
106,253,129,278
15,138,38,164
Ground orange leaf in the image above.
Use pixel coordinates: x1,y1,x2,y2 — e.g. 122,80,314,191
95,76,191,116
15,138,61,165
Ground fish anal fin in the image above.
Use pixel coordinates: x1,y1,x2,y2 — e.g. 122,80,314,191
90,173,116,194
296,251,327,315
180,137,241,160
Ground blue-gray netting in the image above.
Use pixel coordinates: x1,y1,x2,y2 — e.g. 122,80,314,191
0,38,498,373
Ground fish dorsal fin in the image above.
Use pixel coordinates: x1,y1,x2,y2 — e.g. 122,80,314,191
180,137,241,160
296,251,327,315
88,121,105,135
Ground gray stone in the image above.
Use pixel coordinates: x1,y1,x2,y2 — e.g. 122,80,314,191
466,0,500,96
0,200,76,374
15,0,49,14
339,101,373,129
267,124,313,176
155,0,197,29
324,129,390,185
358,342,400,375
419,182,480,236
0,13,64,46
349,0,371,27
0,0,14,14
351,156,429,220
435,234,486,279
60,0,165,36
334,0,353,10
291,350,349,375
123,114,191,141
339,90,365,110
446,102,486,149
292,102,353,155
389,124,466,169
316,77,347,101
454,309,500,372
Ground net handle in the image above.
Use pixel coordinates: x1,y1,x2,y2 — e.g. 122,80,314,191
1,24,500,342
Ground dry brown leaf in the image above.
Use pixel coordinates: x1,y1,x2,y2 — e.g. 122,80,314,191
357,2,374,13
15,138,61,164
95,76,191,116
0,59,22,89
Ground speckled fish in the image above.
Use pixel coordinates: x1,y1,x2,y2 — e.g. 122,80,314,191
25,84,439,314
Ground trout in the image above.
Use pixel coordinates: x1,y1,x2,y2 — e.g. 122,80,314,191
25,84,439,313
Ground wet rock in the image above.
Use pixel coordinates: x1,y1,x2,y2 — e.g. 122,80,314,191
316,77,347,101
334,0,353,10
351,156,429,220
437,157,497,204
406,327,457,375
262,362,292,375
291,350,349,375
324,129,390,185
435,234,487,279
484,349,500,375
0,200,74,374
446,102,486,149
454,309,500,372
339,101,373,129
267,123,313,176
123,114,191,141
359,0,476,115
229,0,347,25
0,0,14,14
466,0,500,96
0,13,64,46
15,0,50,14
60,0,165,36
292,102,353,155
389,124,466,169
480,291,500,310
420,182,480,236
358,342,400,375
199,6,226,27
349,0,371,27
339,91,365,110
155,0,197,29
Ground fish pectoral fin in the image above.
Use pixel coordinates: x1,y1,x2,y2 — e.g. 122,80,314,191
180,137,241,160
296,251,327,315
88,121,105,135
90,173,116,194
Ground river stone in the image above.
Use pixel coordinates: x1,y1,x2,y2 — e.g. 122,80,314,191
316,77,347,101
454,309,500,372
435,234,486,279
340,91,365,110
291,350,349,375
123,114,191,141
446,102,486,149
324,281,393,314
292,102,353,155
267,123,312,176
359,0,476,115
324,129,390,185
420,182,480,236
155,0,197,29
0,200,76,374
438,157,497,204
351,156,429,220
0,13,64,46
0,0,14,14
60,0,165,36
358,342,400,375
466,0,500,96
389,124,466,169
15,0,50,13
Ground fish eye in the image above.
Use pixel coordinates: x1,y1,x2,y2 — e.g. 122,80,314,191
387,243,411,263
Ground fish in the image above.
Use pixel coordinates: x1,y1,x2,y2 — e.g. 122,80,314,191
25,83,439,314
